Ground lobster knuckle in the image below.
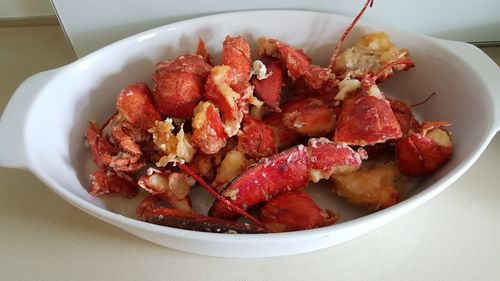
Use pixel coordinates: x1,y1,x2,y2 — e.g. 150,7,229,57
116,83,162,130
192,101,227,155
89,168,139,198
303,65,333,90
389,99,421,138
260,191,339,232
204,65,243,137
334,92,402,146
282,97,338,137
237,115,277,159
209,145,310,220
263,112,299,149
110,122,143,156
331,162,402,211
395,125,453,176
251,56,284,111
307,138,365,183
141,207,266,234
258,38,311,80
221,35,252,89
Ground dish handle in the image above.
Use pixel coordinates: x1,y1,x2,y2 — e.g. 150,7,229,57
0,69,60,169
434,39,500,132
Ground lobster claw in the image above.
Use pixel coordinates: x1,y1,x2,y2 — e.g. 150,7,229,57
395,121,453,176
260,191,339,232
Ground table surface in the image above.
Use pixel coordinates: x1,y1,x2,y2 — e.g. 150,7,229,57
1,24,499,281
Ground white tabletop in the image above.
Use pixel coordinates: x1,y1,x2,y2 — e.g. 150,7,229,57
1,24,499,281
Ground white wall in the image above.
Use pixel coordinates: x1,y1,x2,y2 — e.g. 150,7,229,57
53,0,500,57
0,0,54,18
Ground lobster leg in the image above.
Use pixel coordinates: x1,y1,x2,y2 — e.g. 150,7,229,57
137,195,266,233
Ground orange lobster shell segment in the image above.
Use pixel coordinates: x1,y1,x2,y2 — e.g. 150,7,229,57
260,191,339,232
334,93,402,146
191,101,227,155
152,71,204,118
395,125,453,176
203,65,243,137
89,168,138,198
251,56,284,111
237,115,277,159
307,138,366,183
116,83,162,131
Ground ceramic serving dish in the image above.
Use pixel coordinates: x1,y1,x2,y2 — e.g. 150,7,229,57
1,10,499,258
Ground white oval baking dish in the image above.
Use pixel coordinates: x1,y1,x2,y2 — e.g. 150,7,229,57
1,10,499,258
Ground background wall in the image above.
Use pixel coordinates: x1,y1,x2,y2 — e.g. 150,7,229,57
1,0,499,57
52,0,500,57
0,0,54,18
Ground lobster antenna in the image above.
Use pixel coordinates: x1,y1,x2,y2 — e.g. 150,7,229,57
178,163,269,231
372,59,415,82
329,0,375,69
411,92,436,107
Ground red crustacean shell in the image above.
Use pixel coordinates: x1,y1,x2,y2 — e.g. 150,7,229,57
237,115,277,159
116,83,163,131
251,56,284,111
152,54,212,118
142,206,266,234
204,65,243,137
192,101,228,155
334,92,402,146
396,122,453,176
196,38,213,65
221,35,252,93
260,190,339,232
282,96,339,137
307,138,367,183
263,38,311,80
89,168,139,198
138,169,193,212
86,121,116,168
155,54,212,76
259,38,335,92
389,99,421,138
262,112,299,149
152,71,204,118
209,145,310,220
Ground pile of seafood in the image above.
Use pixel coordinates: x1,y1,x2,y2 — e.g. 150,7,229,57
85,0,453,233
